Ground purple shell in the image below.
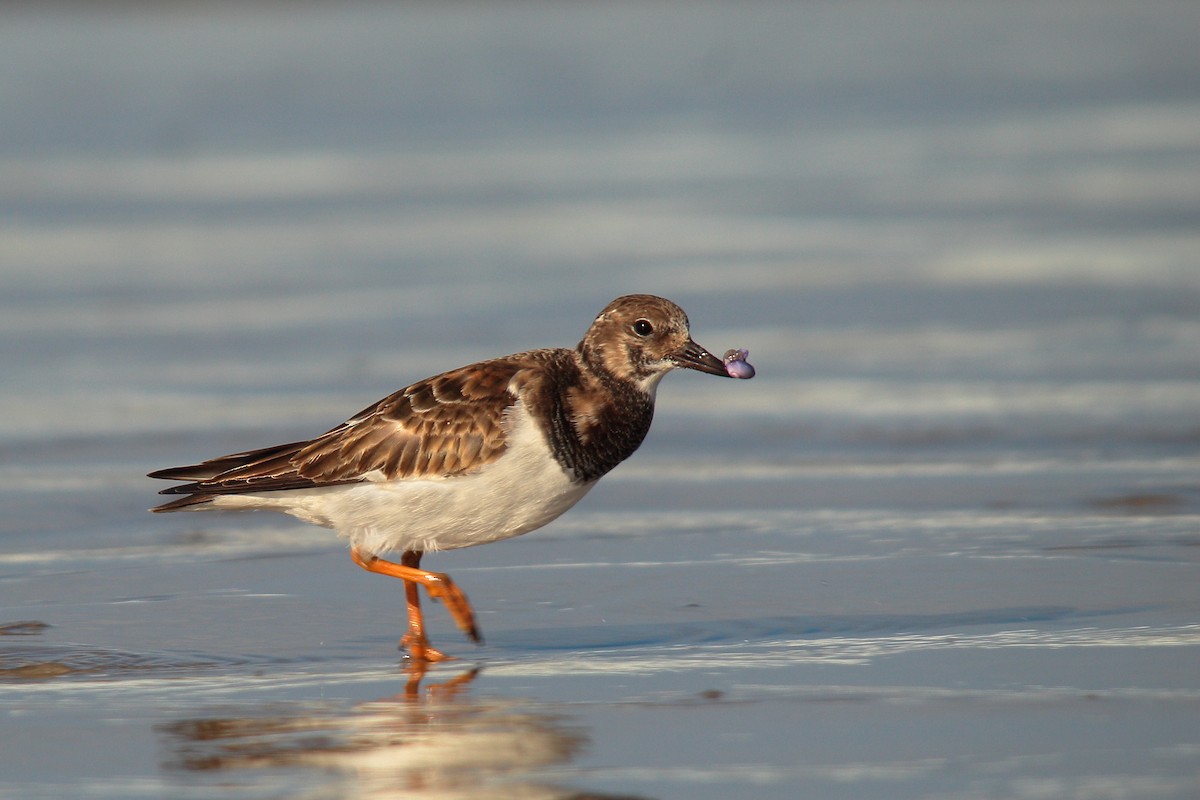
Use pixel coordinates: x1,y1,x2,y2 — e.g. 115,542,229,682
722,348,756,379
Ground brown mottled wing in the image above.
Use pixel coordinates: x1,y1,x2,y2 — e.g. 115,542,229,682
296,359,522,483
150,357,530,504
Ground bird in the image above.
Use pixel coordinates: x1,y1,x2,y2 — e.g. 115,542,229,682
148,294,753,662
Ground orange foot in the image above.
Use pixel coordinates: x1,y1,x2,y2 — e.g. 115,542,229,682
417,570,482,644
400,633,455,663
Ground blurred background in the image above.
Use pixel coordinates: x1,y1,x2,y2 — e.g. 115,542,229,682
2,2,1199,798
4,1,1198,441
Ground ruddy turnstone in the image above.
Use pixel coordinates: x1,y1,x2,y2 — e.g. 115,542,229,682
149,294,754,661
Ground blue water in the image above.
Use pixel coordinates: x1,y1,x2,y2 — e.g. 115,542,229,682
2,2,1199,798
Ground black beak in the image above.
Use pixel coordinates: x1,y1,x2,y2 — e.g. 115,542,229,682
671,338,730,377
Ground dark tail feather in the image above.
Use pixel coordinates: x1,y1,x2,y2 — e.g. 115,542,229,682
147,439,329,514
150,493,217,513
147,441,308,483
147,465,220,482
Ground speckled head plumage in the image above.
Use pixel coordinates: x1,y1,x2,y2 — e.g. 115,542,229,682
579,294,728,390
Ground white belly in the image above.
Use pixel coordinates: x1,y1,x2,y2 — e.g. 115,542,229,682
211,404,595,555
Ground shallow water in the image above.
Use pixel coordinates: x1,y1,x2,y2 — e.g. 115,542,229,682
2,2,1200,798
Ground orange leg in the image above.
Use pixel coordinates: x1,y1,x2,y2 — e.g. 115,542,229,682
350,547,481,662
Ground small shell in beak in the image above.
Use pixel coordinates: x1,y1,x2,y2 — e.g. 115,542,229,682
723,348,756,379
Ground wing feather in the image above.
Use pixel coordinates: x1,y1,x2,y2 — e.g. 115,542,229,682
149,355,537,509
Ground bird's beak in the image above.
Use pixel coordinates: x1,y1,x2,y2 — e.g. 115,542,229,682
671,338,730,377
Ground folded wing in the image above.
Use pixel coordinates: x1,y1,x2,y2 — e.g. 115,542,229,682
149,358,525,511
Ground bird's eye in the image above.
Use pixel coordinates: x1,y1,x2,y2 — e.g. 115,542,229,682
632,319,654,337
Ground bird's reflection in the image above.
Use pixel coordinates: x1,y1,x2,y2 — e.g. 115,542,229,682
159,664,614,800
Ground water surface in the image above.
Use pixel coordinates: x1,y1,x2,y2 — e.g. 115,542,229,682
2,3,1199,798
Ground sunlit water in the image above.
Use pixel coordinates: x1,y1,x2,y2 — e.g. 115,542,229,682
2,3,1199,798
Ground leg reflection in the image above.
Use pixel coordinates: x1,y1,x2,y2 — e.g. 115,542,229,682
402,659,481,699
